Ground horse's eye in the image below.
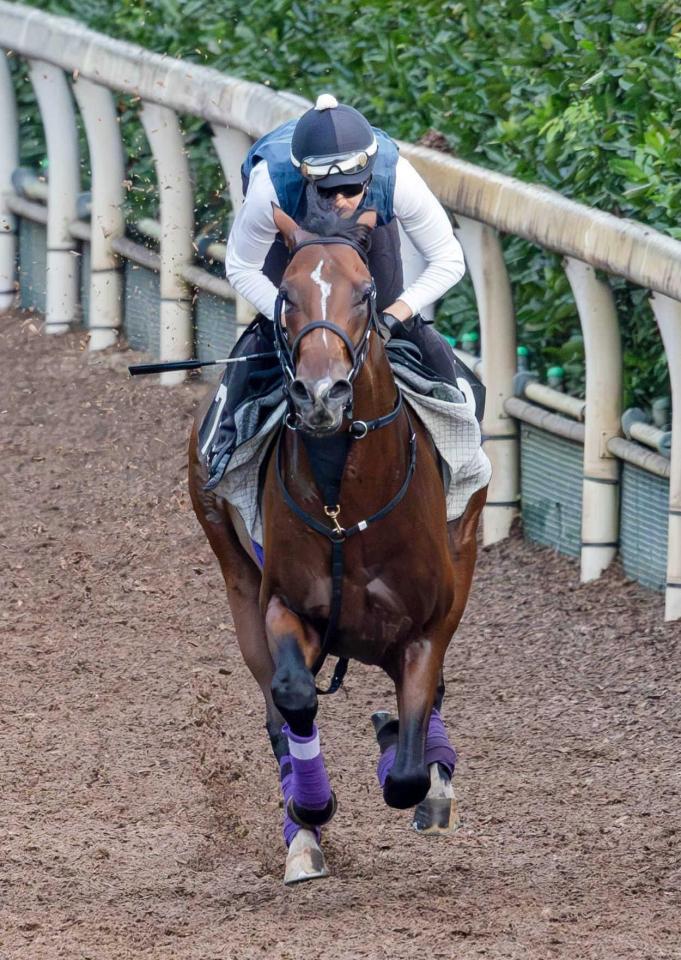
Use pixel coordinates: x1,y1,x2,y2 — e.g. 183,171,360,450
360,287,373,302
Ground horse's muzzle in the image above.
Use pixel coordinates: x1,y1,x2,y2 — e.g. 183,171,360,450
289,377,352,434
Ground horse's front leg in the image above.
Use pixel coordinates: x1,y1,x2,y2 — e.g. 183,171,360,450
265,596,335,884
378,637,455,811
379,488,486,827
409,667,460,835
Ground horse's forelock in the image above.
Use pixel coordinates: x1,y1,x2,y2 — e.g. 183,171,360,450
299,184,374,257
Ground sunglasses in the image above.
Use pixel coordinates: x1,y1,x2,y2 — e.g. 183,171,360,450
317,182,367,199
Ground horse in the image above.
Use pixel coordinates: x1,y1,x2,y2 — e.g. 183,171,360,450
188,201,488,884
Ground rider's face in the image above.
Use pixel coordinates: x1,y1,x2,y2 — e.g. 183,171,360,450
316,182,367,218
333,190,365,217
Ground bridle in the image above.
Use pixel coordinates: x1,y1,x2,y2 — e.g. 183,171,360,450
273,236,382,431
273,234,417,695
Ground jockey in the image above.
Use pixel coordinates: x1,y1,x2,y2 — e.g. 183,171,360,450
226,93,466,371
206,94,475,484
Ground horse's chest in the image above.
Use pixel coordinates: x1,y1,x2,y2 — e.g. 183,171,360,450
295,569,426,659
346,575,415,651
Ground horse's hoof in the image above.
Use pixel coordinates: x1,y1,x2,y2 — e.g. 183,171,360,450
284,829,330,886
411,762,461,836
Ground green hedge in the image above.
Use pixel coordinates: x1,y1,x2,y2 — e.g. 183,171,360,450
16,0,681,407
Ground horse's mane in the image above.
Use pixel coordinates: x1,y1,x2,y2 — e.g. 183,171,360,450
300,184,374,255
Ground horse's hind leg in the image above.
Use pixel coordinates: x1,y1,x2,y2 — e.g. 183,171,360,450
411,707,460,836
375,669,457,836
447,485,487,626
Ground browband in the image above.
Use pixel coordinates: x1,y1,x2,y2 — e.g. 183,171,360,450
290,235,370,266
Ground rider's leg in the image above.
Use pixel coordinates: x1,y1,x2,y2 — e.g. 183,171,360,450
400,316,460,381
221,314,277,424
203,315,279,488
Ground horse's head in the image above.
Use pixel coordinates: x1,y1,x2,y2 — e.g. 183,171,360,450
272,200,378,435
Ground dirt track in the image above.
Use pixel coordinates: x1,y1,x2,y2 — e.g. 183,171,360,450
2,310,680,960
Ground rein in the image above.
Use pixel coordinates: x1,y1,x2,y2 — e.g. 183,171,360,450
273,235,418,694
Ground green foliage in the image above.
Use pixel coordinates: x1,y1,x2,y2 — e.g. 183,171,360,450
17,0,681,405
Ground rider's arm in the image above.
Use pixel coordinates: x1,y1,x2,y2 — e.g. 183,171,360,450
225,161,280,320
388,156,466,319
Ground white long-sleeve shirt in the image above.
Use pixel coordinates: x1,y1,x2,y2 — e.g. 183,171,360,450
225,155,465,320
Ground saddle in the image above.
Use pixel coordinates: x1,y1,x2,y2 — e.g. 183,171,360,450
199,327,485,492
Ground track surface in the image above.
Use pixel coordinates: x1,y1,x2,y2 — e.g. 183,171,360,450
2,311,680,960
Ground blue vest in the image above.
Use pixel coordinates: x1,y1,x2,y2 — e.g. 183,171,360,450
241,118,399,227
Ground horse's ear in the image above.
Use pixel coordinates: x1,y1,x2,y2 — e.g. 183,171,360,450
356,209,378,230
271,203,300,248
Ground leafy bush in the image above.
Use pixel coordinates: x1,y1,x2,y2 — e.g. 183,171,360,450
16,0,681,406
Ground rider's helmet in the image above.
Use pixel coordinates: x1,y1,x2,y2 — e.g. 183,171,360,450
291,94,377,190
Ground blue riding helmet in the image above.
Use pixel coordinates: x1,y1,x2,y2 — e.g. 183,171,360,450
290,94,378,190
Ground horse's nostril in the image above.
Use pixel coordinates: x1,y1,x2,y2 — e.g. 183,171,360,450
327,379,352,404
290,379,311,403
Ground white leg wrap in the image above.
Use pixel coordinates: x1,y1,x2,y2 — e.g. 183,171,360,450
287,730,321,761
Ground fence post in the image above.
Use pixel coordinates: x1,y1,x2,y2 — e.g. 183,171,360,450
564,258,621,582
649,292,681,621
0,52,18,313
72,77,125,350
454,216,518,545
140,102,193,385
211,124,256,337
29,60,80,333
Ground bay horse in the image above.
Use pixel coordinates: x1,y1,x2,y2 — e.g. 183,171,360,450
188,202,487,884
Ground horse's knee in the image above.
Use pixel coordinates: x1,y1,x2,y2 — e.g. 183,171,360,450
270,635,317,735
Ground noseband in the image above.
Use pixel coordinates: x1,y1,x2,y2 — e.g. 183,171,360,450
273,236,379,424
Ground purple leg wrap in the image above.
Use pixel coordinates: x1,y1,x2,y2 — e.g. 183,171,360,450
377,744,397,789
282,723,333,810
425,708,457,776
280,756,320,848
376,708,457,788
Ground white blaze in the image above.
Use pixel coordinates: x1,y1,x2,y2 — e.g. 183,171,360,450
311,259,332,332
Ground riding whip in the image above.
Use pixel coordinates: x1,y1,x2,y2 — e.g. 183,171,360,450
128,352,277,377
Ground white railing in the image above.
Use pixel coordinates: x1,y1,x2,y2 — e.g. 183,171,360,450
1,2,680,620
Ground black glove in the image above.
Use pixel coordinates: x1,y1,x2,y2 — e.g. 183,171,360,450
380,312,420,340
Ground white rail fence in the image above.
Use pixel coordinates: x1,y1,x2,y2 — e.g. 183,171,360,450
1,3,680,620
